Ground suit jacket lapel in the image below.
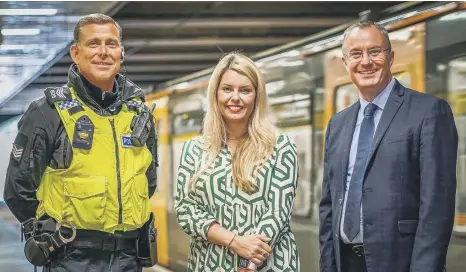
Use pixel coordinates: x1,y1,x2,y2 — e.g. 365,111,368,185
339,102,360,193
366,80,404,167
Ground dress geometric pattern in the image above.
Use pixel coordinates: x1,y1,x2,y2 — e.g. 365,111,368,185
175,134,300,272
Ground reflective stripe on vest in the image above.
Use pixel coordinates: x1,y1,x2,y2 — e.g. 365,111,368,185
36,87,152,233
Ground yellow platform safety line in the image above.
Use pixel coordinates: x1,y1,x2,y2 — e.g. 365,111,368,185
158,134,170,145
150,196,168,266
150,104,170,266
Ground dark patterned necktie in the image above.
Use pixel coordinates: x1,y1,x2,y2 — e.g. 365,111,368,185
343,103,378,241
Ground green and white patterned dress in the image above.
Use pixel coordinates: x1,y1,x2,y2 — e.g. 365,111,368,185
175,134,300,272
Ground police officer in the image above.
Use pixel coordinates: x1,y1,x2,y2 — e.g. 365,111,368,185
3,14,158,272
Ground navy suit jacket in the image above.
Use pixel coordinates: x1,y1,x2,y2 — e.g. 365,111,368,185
319,80,458,272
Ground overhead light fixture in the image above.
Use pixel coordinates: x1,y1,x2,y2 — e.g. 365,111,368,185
0,9,57,16
1,29,41,36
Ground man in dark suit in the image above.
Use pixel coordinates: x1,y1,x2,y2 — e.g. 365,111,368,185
319,21,458,272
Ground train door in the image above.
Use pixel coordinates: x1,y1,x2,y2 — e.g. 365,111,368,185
258,50,325,272
425,9,466,239
268,80,313,218
166,88,206,270
145,97,170,266
260,53,317,219
448,56,466,234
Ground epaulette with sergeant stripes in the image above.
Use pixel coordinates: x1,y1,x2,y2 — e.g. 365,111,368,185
44,86,84,115
44,86,72,105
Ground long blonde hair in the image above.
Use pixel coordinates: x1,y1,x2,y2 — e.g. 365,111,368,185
191,52,278,193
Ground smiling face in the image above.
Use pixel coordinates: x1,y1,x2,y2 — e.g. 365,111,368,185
70,23,122,90
342,25,394,97
217,69,256,127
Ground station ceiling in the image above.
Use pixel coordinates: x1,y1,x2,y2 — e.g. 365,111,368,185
0,1,408,115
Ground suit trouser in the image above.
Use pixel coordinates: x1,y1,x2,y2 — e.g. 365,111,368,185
43,246,142,272
340,243,368,272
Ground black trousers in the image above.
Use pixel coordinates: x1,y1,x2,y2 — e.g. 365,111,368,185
340,243,368,272
43,246,142,272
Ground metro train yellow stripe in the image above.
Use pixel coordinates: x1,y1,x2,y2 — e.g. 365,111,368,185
150,102,170,266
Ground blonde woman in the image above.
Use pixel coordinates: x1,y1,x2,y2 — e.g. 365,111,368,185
175,52,300,272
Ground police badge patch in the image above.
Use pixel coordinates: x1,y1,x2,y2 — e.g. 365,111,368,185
121,135,134,148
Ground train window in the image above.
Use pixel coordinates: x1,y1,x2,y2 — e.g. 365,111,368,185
427,10,466,234
448,57,466,93
269,93,311,127
260,52,323,218
335,84,359,113
170,91,206,136
266,65,314,127
264,65,313,123
426,10,466,97
172,111,204,135
448,56,466,233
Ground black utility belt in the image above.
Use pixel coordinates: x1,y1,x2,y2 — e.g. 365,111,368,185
59,227,140,241
21,215,158,268
68,238,136,251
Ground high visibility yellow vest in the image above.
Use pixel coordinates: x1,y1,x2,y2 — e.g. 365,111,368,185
36,86,152,233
